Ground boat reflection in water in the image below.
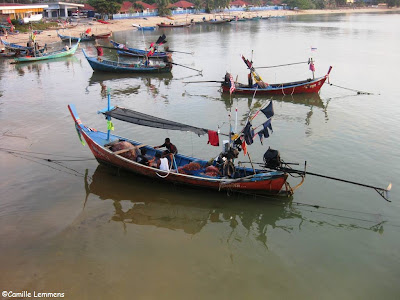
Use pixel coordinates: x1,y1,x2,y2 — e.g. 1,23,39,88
87,72,173,98
83,165,385,242
84,165,297,241
220,92,329,124
13,56,80,77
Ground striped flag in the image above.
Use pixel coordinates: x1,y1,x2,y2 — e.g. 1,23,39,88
229,74,235,95
311,47,317,51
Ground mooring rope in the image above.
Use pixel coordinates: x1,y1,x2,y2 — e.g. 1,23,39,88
328,83,374,95
232,189,400,229
0,147,96,161
255,61,308,69
7,151,92,181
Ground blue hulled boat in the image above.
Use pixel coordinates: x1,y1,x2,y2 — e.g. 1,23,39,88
82,48,172,73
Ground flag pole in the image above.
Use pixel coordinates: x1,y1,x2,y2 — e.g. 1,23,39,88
107,89,111,140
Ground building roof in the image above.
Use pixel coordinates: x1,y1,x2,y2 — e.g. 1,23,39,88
0,4,48,9
83,3,95,11
171,1,195,8
120,1,133,13
135,1,156,10
0,4,23,6
230,0,250,6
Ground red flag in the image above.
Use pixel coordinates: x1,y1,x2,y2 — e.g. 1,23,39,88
242,140,247,156
309,62,315,72
6,17,11,24
229,74,235,95
85,28,91,34
96,46,103,57
147,48,154,57
241,55,252,69
207,130,219,146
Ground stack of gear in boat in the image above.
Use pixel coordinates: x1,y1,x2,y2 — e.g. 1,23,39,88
106,140,244,178
213,144,239,178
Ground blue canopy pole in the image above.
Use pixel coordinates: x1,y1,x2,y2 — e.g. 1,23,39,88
107,88,111,140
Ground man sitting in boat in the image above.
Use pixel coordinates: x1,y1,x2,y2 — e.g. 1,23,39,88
154,138,178,162
248,72,253,87
136,148,150,166
152,153,169,171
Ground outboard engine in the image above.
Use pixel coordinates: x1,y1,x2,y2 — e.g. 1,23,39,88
263,147,281,169
224,72,231,85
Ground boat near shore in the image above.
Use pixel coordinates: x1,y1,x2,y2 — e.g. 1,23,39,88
13,39,80,63
82,48,172,73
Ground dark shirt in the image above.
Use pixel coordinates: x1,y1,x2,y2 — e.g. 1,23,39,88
136,155,149,166
160,142,177,154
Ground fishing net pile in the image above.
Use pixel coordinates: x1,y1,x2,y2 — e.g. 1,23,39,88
178,162,202,175
110,141,140,160
177,163,220,177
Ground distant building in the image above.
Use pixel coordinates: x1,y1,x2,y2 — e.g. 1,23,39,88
0,3,48,22
43,2,84,18
171,1,195,9
119,1,157,14
230,0,250,8
82,3,95,18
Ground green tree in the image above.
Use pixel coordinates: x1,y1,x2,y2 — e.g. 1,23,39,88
215,0,231,9
386,0,400,7
286,0,316,9
155,0,171,16
88,0,122,18
133,2,145,12
205,0,215,13
193,0,203,11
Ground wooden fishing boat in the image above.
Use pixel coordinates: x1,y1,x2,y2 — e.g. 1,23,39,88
110,40,169,59
48,24,78,30
68,104,289,195
1,38,33,51
222,67,332,95
132,24,156,31
234,17,249,22
199,19,232,25
0,49,37,58
0,50,21,58
13,39,80,63
157,22,191,28
57,31,95,42
82,48,172,73
93,32,112,39
223,54,332,95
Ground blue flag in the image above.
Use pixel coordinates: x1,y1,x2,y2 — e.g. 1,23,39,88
243,121,254,145
261,101,274,119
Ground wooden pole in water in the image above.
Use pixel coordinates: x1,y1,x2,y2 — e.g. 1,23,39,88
247,152,256,174
107,89,111,140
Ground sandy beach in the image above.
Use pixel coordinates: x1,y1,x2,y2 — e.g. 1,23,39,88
4,7,399,46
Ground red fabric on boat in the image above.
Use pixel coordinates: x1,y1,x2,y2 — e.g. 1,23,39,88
207,130,219,146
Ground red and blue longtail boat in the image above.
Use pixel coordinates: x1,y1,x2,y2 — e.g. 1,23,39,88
222,55,332,95
68,97,291,196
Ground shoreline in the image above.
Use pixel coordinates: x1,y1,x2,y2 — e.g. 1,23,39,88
4,7,399,46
